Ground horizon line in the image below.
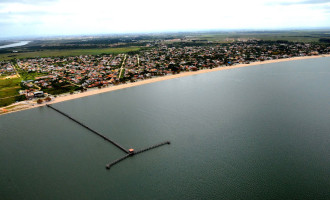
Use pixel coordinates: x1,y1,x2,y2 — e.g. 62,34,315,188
1,27,330,41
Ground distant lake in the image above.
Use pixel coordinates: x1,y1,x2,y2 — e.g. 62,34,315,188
0,41,30,49
0,57,329,199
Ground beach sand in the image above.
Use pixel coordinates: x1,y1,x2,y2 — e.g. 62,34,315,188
1,54,329,115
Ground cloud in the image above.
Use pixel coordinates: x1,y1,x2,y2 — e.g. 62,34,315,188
0,0,329,39
0,0,57,4
2,11,50,16
276,0,330,5
323,5,330,13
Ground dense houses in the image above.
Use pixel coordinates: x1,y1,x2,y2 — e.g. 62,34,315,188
1,40,329,99
0,61,15,76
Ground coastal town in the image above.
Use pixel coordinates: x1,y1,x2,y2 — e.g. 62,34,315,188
0,40,329,111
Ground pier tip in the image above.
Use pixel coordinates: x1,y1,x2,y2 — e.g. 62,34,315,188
128,148,135,154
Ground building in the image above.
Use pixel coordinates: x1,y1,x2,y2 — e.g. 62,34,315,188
34,91,44,98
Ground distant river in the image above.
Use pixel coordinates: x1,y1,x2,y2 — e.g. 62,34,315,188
0,41,30,49
0,57,329,199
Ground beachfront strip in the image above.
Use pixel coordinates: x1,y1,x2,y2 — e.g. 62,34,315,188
1,40,329,101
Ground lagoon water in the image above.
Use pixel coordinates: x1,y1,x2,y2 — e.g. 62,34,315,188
0,41,30,49
1,58,330,199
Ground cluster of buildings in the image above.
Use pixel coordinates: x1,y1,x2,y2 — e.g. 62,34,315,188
120,41,329,80
1,40,329,99
17,54,126,90
19,89,44,99
0,61,15,76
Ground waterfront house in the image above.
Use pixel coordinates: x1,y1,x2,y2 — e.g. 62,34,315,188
34,91,44,98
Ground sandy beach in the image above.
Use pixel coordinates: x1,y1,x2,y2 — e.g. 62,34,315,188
1,54,329,115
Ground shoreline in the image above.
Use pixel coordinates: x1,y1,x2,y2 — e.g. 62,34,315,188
1,54,329,115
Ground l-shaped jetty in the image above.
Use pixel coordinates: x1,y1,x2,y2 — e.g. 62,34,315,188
46,104,170,170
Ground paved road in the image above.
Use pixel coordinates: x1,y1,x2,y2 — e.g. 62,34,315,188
119,54,127,79
137,54,140,67
13,64,21,78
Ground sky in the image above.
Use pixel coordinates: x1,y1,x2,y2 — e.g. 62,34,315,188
0,0,330,39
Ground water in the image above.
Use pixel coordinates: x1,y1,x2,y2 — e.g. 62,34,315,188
0,41,30,49
1,57,329,199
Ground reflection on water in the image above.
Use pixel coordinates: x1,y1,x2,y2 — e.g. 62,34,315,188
0,41,30,49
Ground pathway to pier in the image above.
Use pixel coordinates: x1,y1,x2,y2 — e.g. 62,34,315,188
47,104,128,153
119,54,127,79
46,104,170,170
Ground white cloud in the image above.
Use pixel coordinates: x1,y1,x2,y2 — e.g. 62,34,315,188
0,0,329,38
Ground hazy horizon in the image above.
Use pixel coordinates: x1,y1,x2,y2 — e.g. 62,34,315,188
2,27,330,41
1,0,330,39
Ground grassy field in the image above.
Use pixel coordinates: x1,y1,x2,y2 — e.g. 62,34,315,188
0,78,22,107
0,78,21,95
0,86,20,98
19,70,48,81
0,69,47,107
0,46,141,61
191,30,330,43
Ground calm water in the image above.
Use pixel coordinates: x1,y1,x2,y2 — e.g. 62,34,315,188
0,41,30,49
1,58,329,199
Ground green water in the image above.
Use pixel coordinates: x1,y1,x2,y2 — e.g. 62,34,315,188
1,58,330,199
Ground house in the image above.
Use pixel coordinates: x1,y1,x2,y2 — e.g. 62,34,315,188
34,91,44,98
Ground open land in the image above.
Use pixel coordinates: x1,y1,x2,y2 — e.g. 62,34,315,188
1,30,330,60
0,47,141,61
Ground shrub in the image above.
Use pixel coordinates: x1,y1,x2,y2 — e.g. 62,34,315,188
45,97,51,102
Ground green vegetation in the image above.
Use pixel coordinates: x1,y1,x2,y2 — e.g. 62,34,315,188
0,78,21,97
0,46,140,107
120,69,125,79
320,38,330,43
42,80,81,95
191,30,330,43
0,86,20,98
42,86,80,95
0,47,141,61
0,68,46,106
0,78,24,107
1,97,14,107
42,86,81,95
19,70,48,81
